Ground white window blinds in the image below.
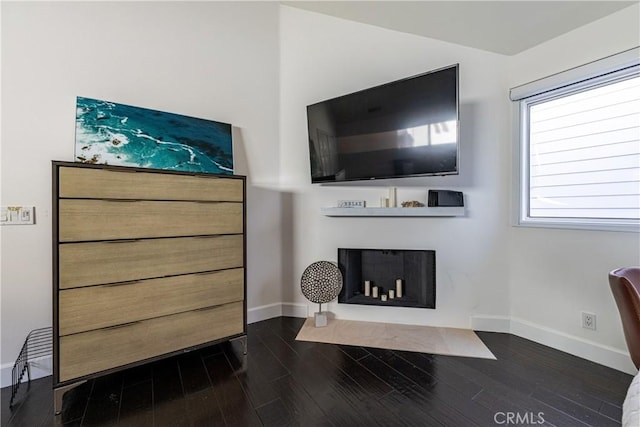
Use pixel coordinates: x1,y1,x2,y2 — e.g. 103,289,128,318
527,74,640,220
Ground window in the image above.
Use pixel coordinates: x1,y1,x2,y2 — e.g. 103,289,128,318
511,48,640,232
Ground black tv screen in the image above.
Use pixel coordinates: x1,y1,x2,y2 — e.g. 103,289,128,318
307,64,459,183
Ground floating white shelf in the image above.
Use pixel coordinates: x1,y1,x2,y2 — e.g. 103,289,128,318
320,206,465,217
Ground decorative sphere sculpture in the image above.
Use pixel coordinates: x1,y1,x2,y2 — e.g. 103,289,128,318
300,261,343,307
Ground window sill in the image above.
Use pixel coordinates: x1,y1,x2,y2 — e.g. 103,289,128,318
514,218,640,233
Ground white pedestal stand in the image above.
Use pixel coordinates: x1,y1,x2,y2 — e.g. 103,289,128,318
314,311,328,327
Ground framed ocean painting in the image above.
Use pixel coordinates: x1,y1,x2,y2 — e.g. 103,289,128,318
75,97,233,174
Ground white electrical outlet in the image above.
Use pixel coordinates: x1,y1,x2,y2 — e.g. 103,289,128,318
582,312,596,330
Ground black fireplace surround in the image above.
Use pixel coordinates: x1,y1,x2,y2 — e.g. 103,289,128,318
338,248,435,309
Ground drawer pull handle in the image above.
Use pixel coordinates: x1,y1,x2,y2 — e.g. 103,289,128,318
104,280,141,287
103,321,141,330
194,306,218,312
105,239,140,243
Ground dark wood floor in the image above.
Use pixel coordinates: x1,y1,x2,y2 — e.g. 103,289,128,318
2,316,633,426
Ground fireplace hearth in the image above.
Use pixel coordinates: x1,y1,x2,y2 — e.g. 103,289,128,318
337,248,435,308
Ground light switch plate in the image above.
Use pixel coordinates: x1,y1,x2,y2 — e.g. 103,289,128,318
0,206,35,225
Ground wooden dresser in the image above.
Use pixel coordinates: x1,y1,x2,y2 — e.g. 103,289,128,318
52,161,246,412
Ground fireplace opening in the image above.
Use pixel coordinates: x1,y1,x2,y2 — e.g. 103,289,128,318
337,248,435,309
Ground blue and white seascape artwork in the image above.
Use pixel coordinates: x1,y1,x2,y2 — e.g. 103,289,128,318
75,97,233,174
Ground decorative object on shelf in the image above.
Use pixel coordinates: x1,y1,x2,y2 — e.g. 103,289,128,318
337,200,366,208
401,200,425,207
389,290,395,299
381,294,388,302
380,197,389,207
388,187,397,207
364,280,371,296
396,279,403,298
427,189,464,207
372,286,379,298
300,261,343,327
75,97,233,174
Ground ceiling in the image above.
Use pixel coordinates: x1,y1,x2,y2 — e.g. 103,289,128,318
282,1,637,55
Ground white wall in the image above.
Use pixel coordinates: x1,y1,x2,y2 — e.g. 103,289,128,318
0,1,283,381
506,4,640,373
279,6,512,328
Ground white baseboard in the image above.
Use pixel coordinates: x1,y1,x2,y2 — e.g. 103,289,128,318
247,302,307,324
247,302,282,324
281,302,308,318
470,315,511,333
471,315,637,375
1,355,52,389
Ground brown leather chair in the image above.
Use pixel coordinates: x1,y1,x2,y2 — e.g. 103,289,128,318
610,267,640,369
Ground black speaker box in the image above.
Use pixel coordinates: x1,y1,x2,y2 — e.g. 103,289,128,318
428,190,464,207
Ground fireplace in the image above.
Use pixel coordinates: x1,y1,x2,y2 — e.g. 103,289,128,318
338,248,435,308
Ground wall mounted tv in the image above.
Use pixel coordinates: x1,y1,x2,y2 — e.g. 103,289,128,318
307,64,459,183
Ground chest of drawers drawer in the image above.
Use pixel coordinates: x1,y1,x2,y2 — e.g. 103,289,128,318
59,301,244,382
59,235,243,289
59,268,244,336
59,166,243,202
59,199,243,242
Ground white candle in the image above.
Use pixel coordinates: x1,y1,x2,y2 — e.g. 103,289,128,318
388,187,397,207
389,290,395,299
396,279,403,298
381,294,388,302
372,286,379,298
364,280,371,296
380,196,388,207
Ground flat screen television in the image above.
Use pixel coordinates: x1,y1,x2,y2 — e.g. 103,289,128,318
307,64,459,183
